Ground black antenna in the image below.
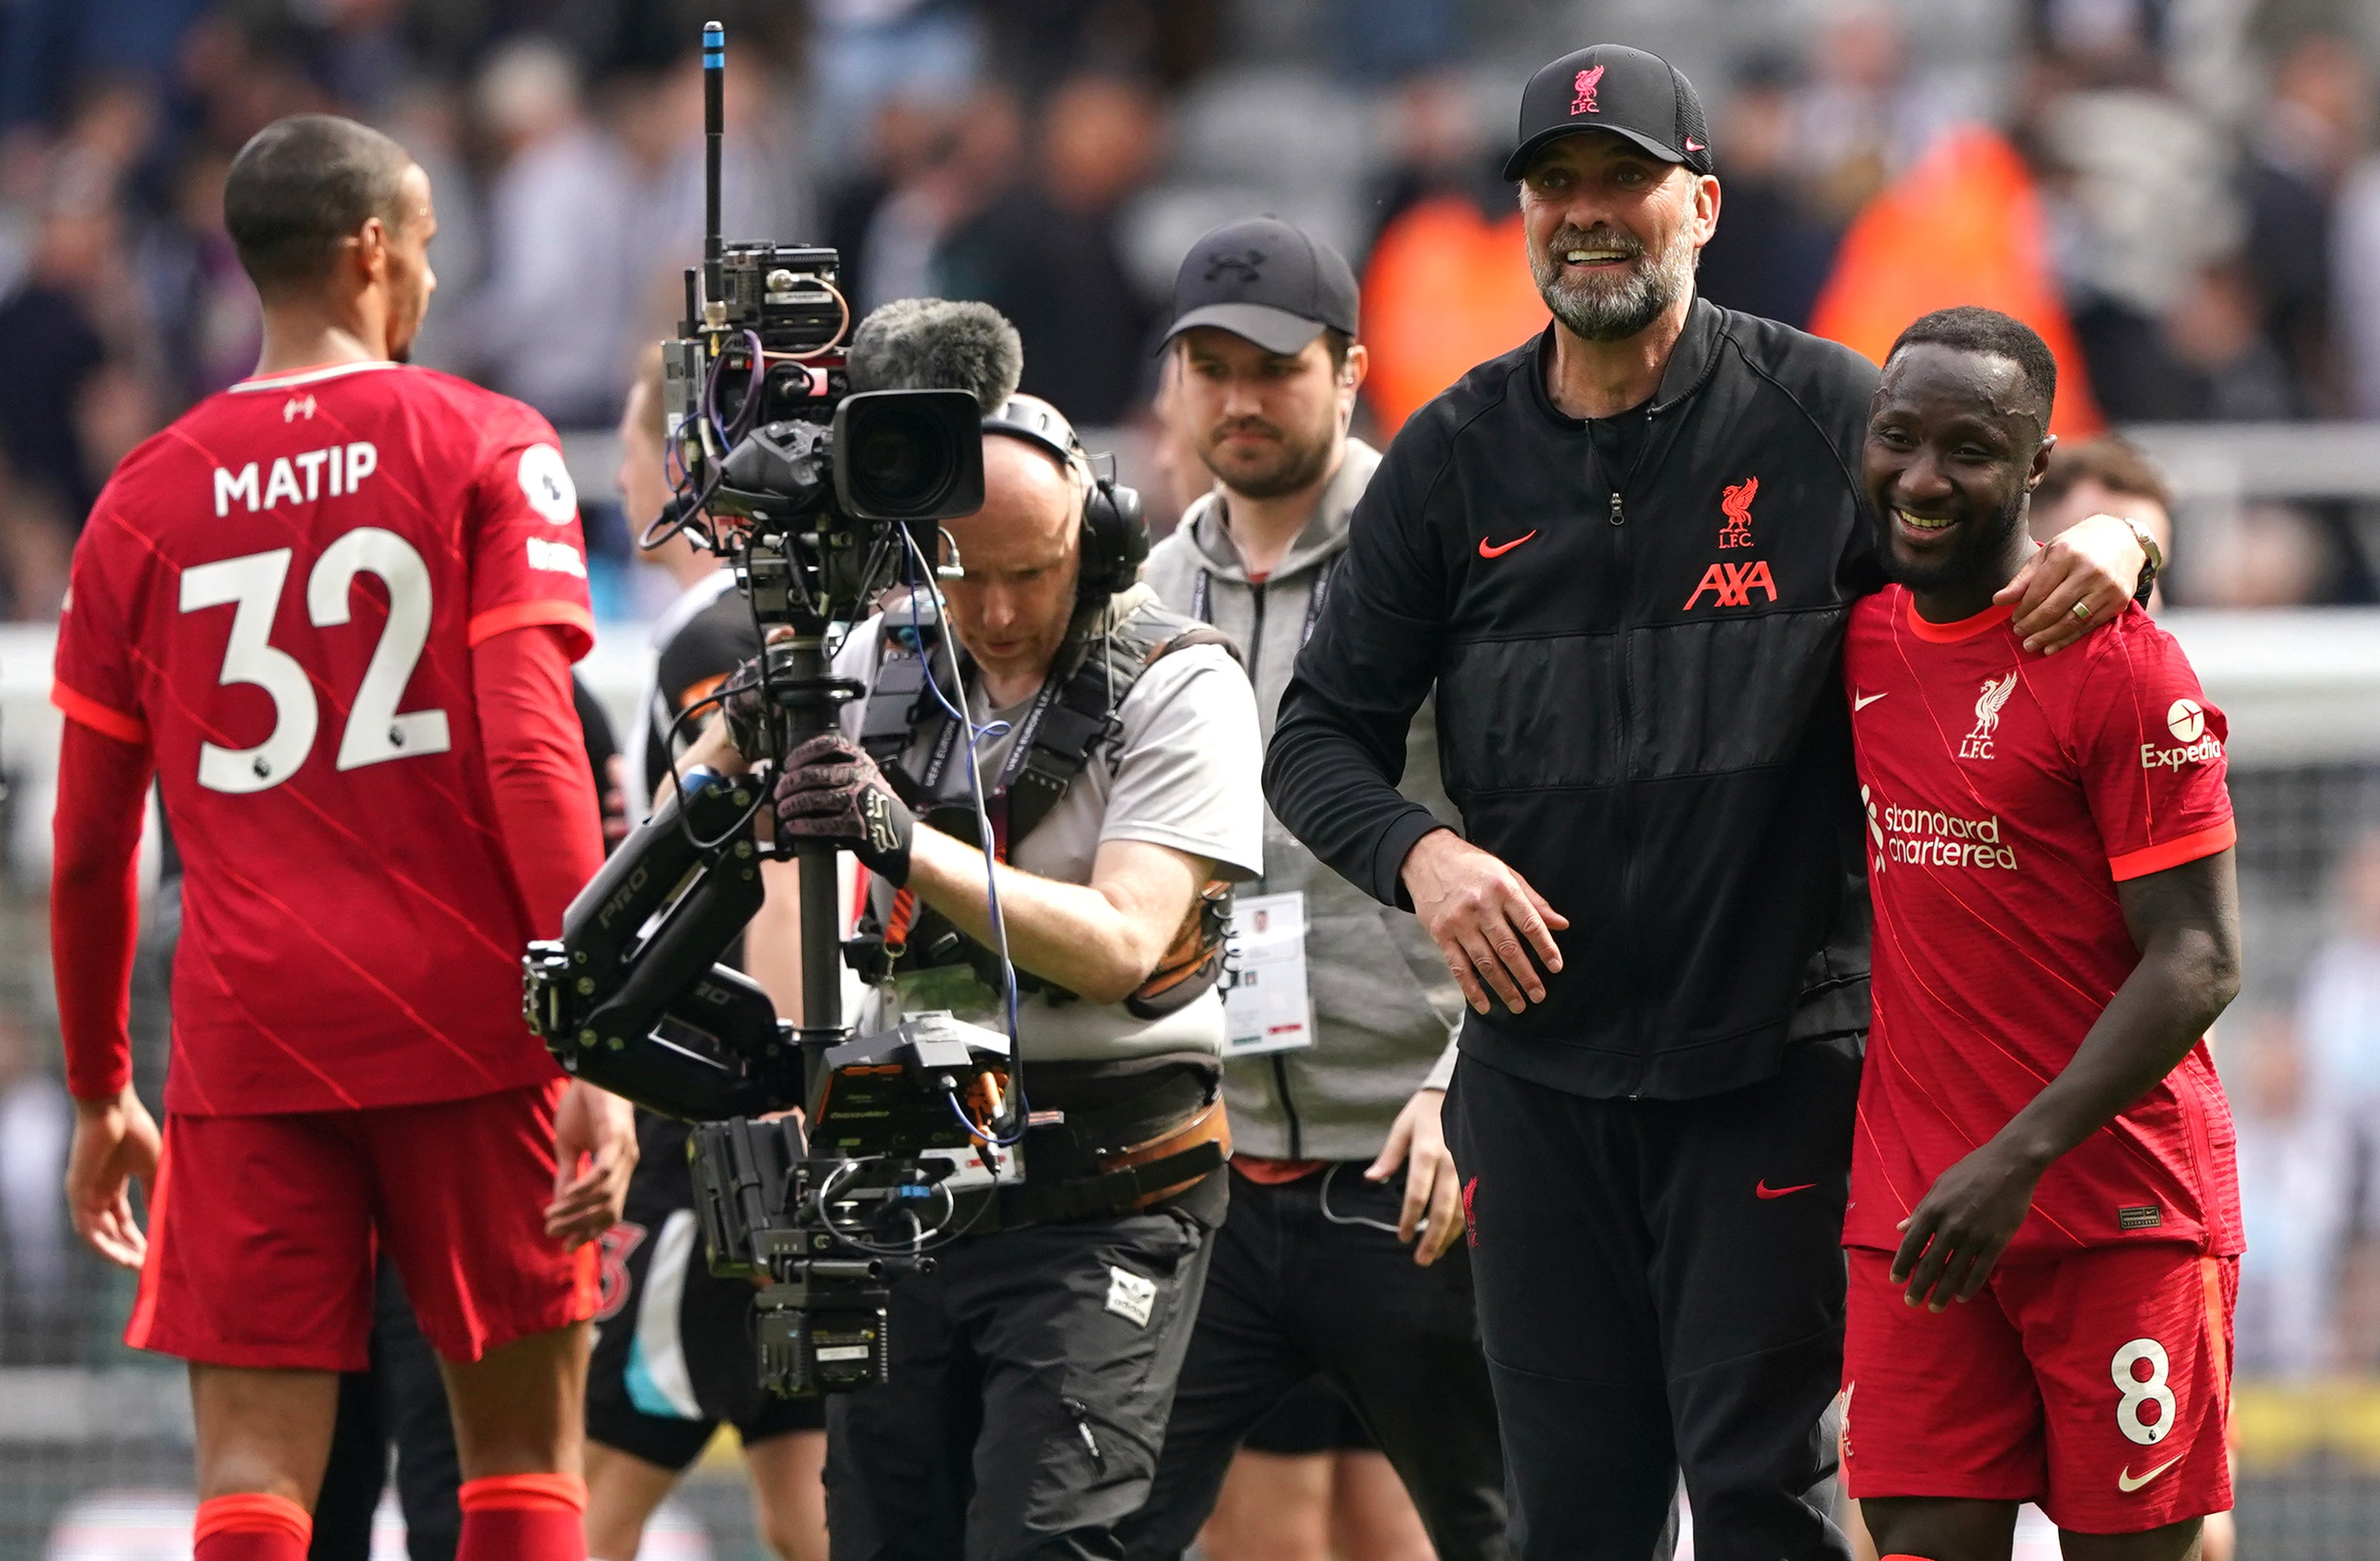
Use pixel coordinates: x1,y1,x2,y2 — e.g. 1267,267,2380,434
701,19,724,323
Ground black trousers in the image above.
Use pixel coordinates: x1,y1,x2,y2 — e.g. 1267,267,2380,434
311,1264,463,1561
1115,1166,1506,1560
826,1203,1216,1561
1445,1040,1860,1561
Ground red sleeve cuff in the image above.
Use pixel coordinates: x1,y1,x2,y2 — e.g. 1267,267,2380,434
2109,818,2236,882
467,600,596,659
52,682,147,744
68,1056,132,1103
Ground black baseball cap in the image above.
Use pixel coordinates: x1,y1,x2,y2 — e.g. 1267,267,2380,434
1502,45,1716,182
1162,217,1360,358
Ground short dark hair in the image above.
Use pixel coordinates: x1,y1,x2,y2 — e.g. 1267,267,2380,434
223,115,413,301
1886,306,2057,430
2036,434,2172,512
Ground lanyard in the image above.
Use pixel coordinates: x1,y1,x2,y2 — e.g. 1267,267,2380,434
1192,554,1337,645
916,669,1067,863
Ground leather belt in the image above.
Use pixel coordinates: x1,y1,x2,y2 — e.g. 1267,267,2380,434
980,1097,1231,1232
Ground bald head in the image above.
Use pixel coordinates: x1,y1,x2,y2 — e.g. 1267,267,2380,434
939,436,1085,697
975,435,1080,538
225,114,414,301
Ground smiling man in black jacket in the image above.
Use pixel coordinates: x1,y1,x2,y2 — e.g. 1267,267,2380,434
1263,44,2160,1561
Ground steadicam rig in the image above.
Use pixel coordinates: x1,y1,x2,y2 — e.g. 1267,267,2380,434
520,21,1017,1397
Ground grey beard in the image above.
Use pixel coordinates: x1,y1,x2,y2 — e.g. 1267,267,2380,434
1532,229,1696,344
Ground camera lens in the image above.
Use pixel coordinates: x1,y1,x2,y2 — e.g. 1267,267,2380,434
851,416,952,514
831,391,986,524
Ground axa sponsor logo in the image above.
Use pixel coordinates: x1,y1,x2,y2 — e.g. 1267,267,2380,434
1683,559,1776,610
1684,480,1774,607
1570,64,1605,115
1866,785,2020,870
1959,671,2019,760
2142,697,2222,771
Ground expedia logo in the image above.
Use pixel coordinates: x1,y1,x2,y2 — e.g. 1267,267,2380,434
1868,789,2019,870
2142,697,2222,771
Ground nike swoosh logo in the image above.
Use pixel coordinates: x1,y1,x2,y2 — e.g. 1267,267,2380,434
2118,1456,2184,1493
1479,531,1538,559
1756,1180,1817,1200
1854,691,1889,711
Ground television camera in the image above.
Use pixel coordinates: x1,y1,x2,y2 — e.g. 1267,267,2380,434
520,21,1017,1396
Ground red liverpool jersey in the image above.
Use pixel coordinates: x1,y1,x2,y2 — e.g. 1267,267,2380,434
1842,588,2242,1260
53,360,597,1116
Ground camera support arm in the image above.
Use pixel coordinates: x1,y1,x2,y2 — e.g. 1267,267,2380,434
524,771,802,1120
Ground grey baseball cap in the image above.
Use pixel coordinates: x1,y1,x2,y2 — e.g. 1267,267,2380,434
1162,217,1360,357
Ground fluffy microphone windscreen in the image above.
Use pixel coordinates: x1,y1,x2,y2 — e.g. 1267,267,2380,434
845,298,1024,412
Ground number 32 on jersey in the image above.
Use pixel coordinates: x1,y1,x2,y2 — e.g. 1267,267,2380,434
180,527,448,794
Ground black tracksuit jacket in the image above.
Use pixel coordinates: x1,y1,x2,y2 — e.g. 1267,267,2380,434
1266,298,1886,1100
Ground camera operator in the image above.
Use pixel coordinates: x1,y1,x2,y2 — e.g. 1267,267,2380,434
1261,46,2155,1561
578,346,826,1561
680,300,1266,1561
1120,219,1503,1561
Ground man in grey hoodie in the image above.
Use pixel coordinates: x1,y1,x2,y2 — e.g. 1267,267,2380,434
1120,219,1507,1561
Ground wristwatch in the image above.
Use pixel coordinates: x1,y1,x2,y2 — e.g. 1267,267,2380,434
2119,515,2163,604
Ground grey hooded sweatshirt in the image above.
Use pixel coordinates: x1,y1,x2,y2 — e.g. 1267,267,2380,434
1143,438,1461,1161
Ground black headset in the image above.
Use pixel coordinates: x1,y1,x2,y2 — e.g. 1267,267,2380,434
981,395,1148,601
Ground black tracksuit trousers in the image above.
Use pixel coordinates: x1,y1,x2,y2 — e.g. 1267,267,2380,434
1444,1038,1861,1561
1115,1166,1508,1560
825,1205,1216,1561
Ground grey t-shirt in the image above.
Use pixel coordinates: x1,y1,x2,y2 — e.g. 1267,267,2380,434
832,597,1265,1061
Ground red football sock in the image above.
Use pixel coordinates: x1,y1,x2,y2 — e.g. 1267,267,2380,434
458,1472,588,1561
194,1493,311,1561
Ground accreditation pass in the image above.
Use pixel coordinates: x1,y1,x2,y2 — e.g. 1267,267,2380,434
1222,890,1313,1057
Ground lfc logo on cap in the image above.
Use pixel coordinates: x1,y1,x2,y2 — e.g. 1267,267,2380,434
1571,64,1604,115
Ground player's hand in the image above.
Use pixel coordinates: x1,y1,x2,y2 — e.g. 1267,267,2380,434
1996,513,2143,655
65,1086,161,1270
1366,1087,1463,1266
1889,1138,2049,1310
1400,829,1568,1016
546,1081,637,1247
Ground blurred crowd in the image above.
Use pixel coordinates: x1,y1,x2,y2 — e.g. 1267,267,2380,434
5,0,2380,622
2235,832,2380,1382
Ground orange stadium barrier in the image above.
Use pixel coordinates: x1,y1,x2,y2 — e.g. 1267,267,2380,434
1809,125,2107,440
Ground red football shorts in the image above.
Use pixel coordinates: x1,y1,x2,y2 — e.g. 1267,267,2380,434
1842,1243,2235,1533
128,1080,600,1370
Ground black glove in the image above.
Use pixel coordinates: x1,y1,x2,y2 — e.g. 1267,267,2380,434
774,734,916,885
719,654,771,761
